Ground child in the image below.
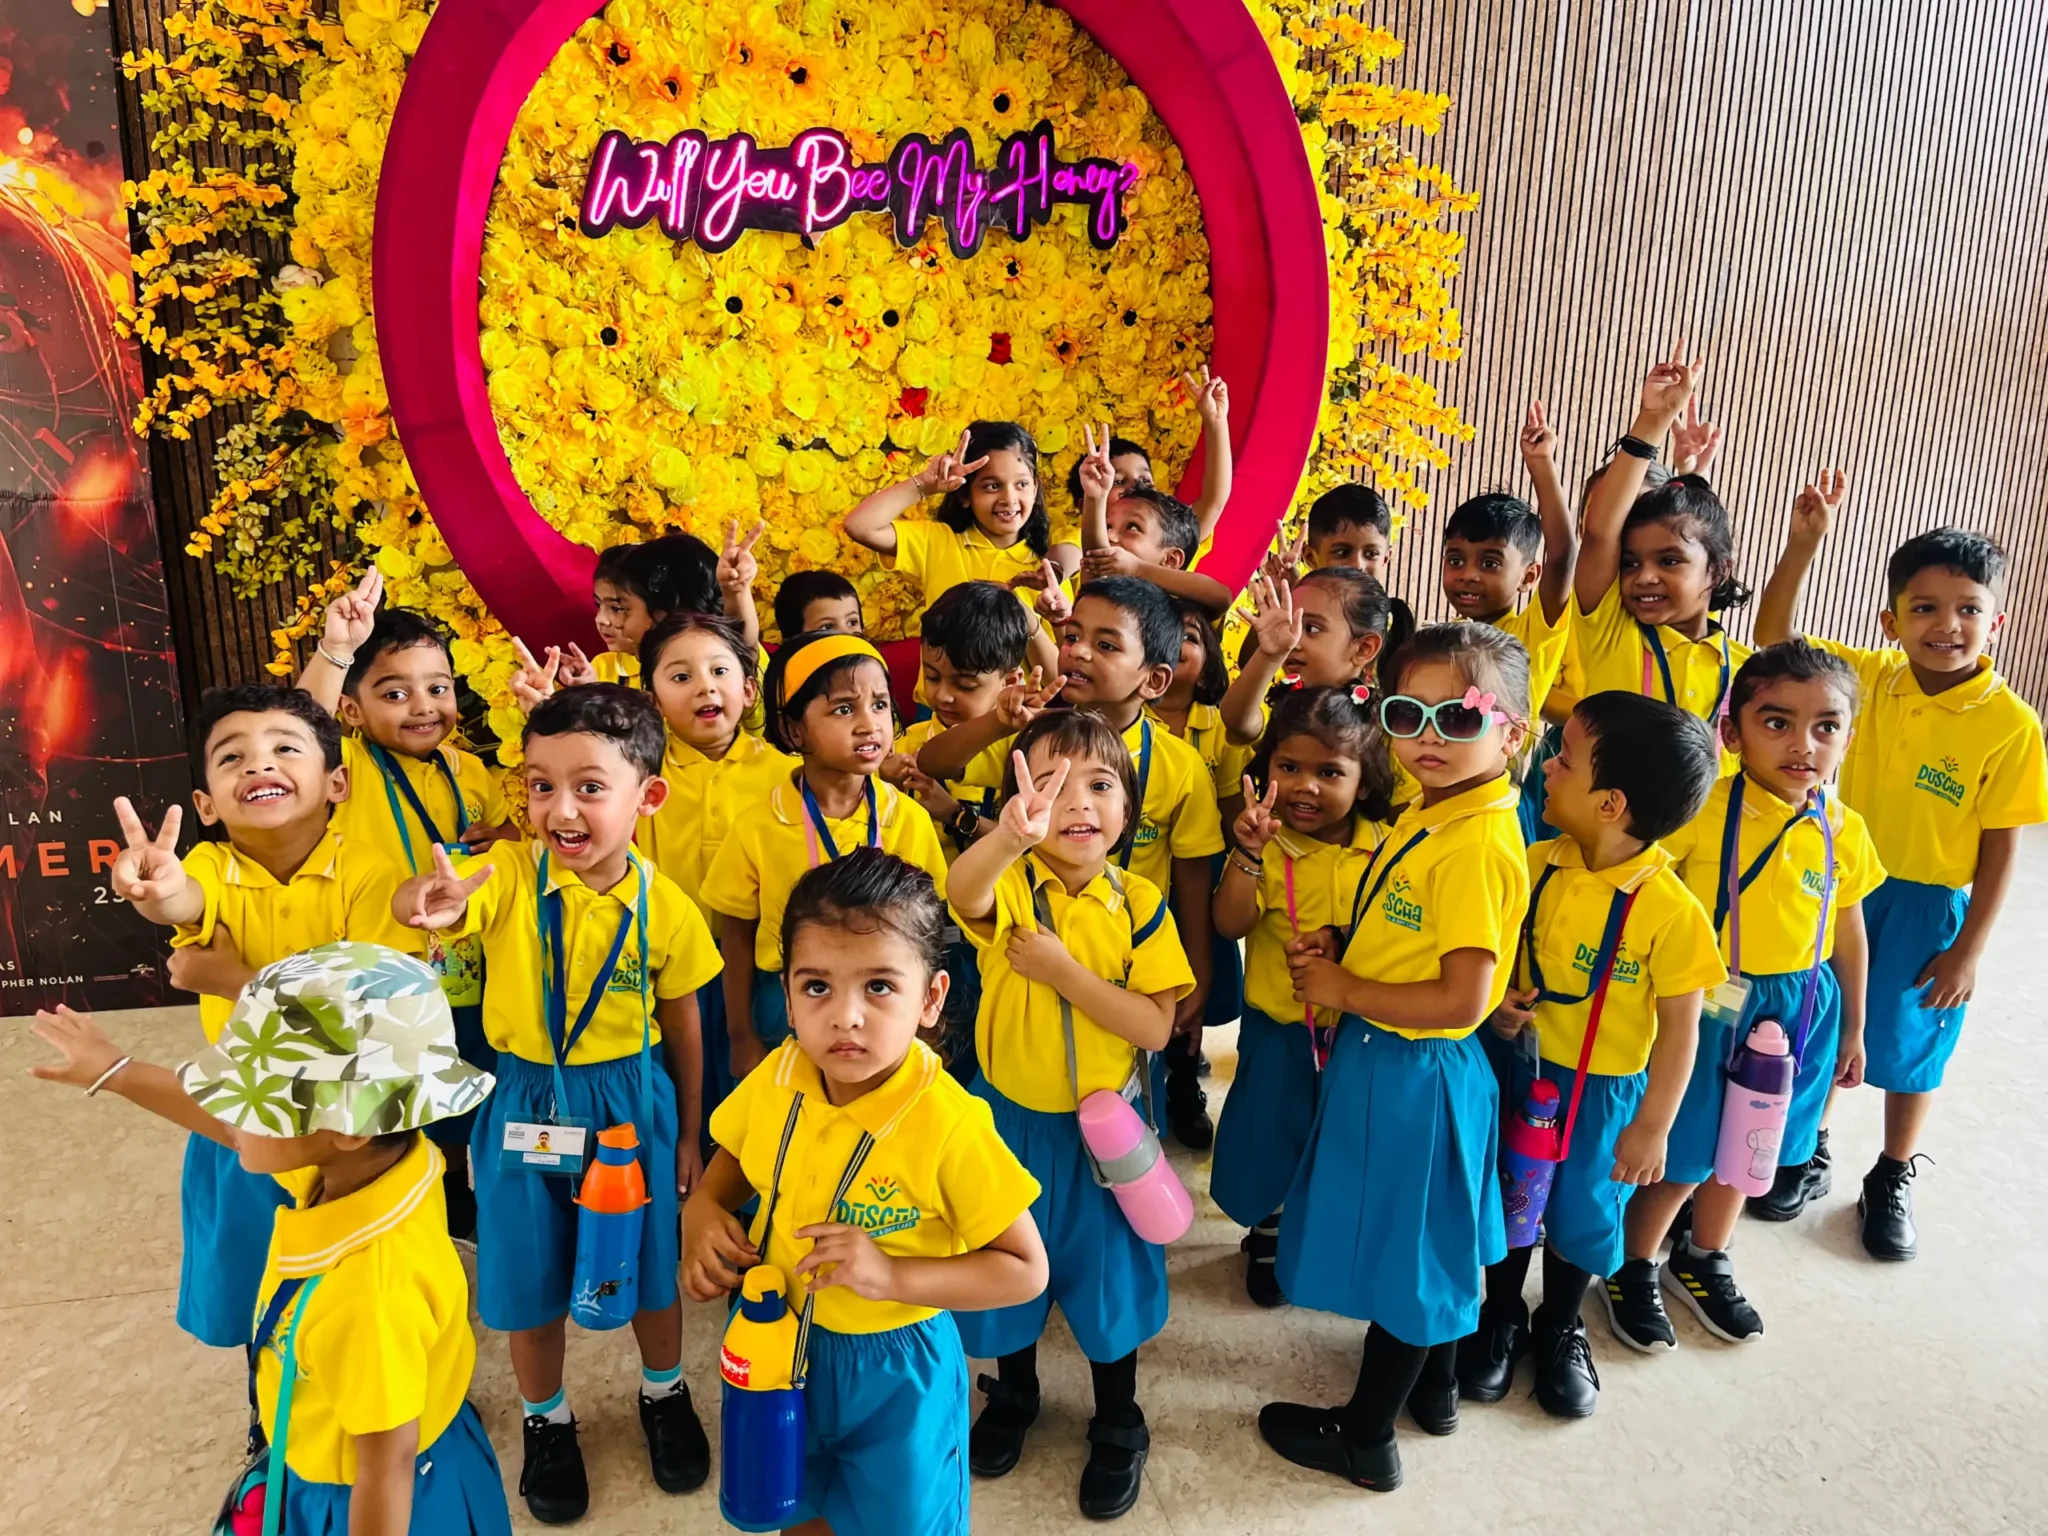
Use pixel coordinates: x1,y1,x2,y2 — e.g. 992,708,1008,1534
682,850,1049,1536
1210,686,1397,1307
393,683,722,1523
1608,642,1884,1353
109,683,415,1348
1257,623,1530,1493
1461,693,1722,1419
1073,424,1234,612
945,711,1195,1521
28,945,510,1534
1303,483,1417,656
1058,367,1233,561
845,421,1057,626
773,568,865,640
701,632,951,1079
566,522,763,685
1756,500,2048,1256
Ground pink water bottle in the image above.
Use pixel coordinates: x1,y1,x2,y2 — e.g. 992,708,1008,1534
1498,1078,1563,1249
1714,1020,1796,1196
1077,1090,1194,1245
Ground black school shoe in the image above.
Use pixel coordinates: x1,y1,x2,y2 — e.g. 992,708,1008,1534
640,1387,711,1493
1165,1066,1213,1151
1749,1128,1833,1222
1405,1377,1458,1436
1456,1301,1528,1402
1242,1224,1287,1308
1603,1258,1677,1352
969,1374,1039,1478
1257,1403,1401,1491
1860,1153,1928,1262
1079,1417,1150,1520
520,1414,589,1524
1530,1318,1600,1419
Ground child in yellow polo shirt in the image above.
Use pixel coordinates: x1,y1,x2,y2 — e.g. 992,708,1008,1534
395,684,722,1524
550,523,763,687
109,684,413,1349
1259,624,1531,1494
1758,505,2048,1258
1460,693,1722,1419
27,944,508,1535
683,850,1047,1536
1621,642,1885,1350
1070,423,1234,613
1211,685,1396,1308
1059,368,1234,566
943,710,1194,1521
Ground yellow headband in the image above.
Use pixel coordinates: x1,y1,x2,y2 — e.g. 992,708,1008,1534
779,634,887,707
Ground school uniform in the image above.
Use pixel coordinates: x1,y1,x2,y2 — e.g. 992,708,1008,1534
171,830,413,1346
252,1137,510,1534
1276,775,1528,1347
1574,584,1752,776
591,651,640,686
1147,700,1251,1029
1210,820,1386,1229
712,1041,1039,1536
1809,640,2048,1092
891,520,1042,631
700,774,949,1050
1663,775,1886,1181
1486,840,1724,1274
949,854,1195,1363
451,841,720,1331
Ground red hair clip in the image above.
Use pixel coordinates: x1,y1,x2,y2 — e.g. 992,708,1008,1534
1349,682,1374,706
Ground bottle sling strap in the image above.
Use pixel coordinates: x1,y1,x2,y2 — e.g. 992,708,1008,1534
1715,777,1837,1067
1637,620,1731,723
537,850,654,1166
1515,868,1638,1161
760,1093,875,1388
232,1271,326,1536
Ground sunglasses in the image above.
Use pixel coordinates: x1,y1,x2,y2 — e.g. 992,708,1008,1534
1379,687,1510,742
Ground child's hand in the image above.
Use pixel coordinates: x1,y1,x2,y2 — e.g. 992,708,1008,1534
1081,545,1142,580
27,1006,126,1090
510,638,562,712
401,845,493,931
681,1194,760,1302
1489,985,1538,1040
1285,927,1349,1009
320,568,383,656
999,750,1071,847
1610,1119,1668,1186
457,821,519,852
110,798,188,907
1834,1033,1867,1090
1033,564,1073,626
1788,468,1848,547
1916,944,1978,1010
1005,922,1072,984
676,1141,705,1200
994,668,1065,731
165,929,257,1002
1257,532,1306,593
901,768,962,828
1518,399,1556,468
556,643,599,688
1636,338,1704,433
1233,774,1280,858
1669,395,1725,476
912,429,991,497
1248,573,1304,660
719,519,766,595
878,752,917,788
794,1223,898,1301
1077,421,1114,504
1185,366,1229,430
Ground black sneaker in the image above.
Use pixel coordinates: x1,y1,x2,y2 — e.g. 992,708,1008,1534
1455,1301,1527,1403
1256,1403,1401,1491
968,1373,1039,1478
1603,1258,1677,1352
1243,1224,1286,1309
1860,1153,1929,1262
1661,1246,1764,1343
639,1386,711,1493
1078,1417,1149,1520
520,1414,589,1525
1165,1067,1213,1151
442,1161,478,1246
1530,1318,1600,1419
1748,1129,1833,1222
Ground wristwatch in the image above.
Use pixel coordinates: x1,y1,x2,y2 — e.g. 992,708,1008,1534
1615,434,1659,462
949,804,981,841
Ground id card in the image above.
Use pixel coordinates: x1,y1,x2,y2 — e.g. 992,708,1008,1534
1702,976,1753,1035
501,1117,591,1176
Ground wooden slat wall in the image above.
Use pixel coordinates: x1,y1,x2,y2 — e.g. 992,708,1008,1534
1359,0,2048,703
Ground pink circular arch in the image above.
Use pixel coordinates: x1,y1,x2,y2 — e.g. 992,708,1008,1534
374,0,1328,647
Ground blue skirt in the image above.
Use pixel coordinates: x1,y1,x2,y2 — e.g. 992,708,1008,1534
1210,1007,1320,1228
1861,877,1972,1093
725,1315,968,1536
1480,1030,1646,1277
426,1003,497,1150
470,1052,680,1332
177,1133,293,1348
1276,1024,1503,1347
751,966,791,1053
1666,964,1842,1185
281,1401,511,1535
952,1077,1167,1363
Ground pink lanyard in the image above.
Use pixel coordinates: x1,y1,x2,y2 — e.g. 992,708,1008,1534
1281,850,1336,1070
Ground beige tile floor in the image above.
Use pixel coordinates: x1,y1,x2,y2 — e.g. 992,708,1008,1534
6,830,2047,1533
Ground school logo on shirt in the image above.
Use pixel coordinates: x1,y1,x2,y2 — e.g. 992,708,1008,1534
833,1174,923,1239
1380,872,1423,932
1800,866,1831,898
605,951,648,995
1914,755,1967,808
1571,942,1642,985
1132,818,1160,848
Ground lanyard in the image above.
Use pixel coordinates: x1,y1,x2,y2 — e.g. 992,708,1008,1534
1027,873,1162,1140
1280,842,1340,1071
1638,621,1731,722
1347,826,1432,935
761,1092,876,1388
368,742,470,873
1118,719,1153,871
537,851,653,1131
799,776,880,868
1714,776,1837,1062
248,1271,327,1536
1522,865,1634,1006
1516,883,1639,1162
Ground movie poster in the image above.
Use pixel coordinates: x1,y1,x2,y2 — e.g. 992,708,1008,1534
0,0,185,1013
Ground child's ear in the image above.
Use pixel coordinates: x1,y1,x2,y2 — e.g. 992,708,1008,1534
920,966,952,1033
1137,661,1175,703
1719,712,1742,753
1518,559,1542,595
639,774,671,818
336,693,366,731
1988,610,2008,641
191,787,222,827
324,764,349,806
1597,785,1630,828
1355,631,1385,671
1159,547,1188,572
1877,607,1900,643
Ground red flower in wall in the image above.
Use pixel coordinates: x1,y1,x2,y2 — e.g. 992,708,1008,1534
899,386,928,417
987,332,1012,365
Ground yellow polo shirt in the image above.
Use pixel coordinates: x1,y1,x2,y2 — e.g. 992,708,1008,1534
893,717,1001,864
712,1039,1041,1334
1576,584,1751,771
700,775,949,971
1664,775,1887,975
1519,838,1726,1075
592,651,640,686
334,736,508,871
1491,598,1573,727
448,841,719,1065
638,730,796,912
254,1137,474,1485
953,853,1195,1112
1808,639,2048,887
1338,775,1530,1039
175,830,415,1042
891,520,1040,630
1243,820,1389,1024
1149,700,1255,808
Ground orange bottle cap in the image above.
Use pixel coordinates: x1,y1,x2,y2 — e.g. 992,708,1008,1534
597,1123,640,1150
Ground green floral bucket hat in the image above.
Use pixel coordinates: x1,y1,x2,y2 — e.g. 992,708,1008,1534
177,942,494,1137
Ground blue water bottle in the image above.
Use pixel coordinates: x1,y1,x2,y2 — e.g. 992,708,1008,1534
570,1125,647,1330
1498,1077,1563,1248
719,1266,807,1531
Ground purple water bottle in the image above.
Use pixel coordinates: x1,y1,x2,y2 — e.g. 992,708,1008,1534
1499,1077,1563,1249
1714,1020,1796,1196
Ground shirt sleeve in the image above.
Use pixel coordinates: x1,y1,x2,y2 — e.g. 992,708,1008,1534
698,823,764,922
934,1097,1043,1251
891,794,951,899
709,1048,772,1160
1646,886,1729,997
1127,881,1197,1000
1835,810,1889,907
950,859,1025,950
1166,755,1227,860
171,845,227,949
341,849,425,954
1431,844,1521,961
303,1283,434,1437
1976,709,2048,830
654,884,723,999
1573,579,1633,662
892,518,931,581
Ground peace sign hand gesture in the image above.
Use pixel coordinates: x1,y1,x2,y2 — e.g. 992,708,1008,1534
995,667,1065,731
1233,774,1281,858
1669,395,1725,477
1077,421,1115,504
555,643,599,689
1033,562,1073,626
1249,573,1304,661
110,798,188,907
912,430,990,497
320,568,384,656
1184,366,1229,429
1789,467,1848,548
510,638,562,712
999,750,1071,847
1518,399,1557,468
401,844,495,931
719,518,766,595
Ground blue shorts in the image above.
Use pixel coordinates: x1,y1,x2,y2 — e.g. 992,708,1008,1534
1480,1030,1645,1277
1210,1007,1320,1228
751,966,791,1053
1667,964,1841,1185
1862,877,1972,1093
1277,1024,1503,1347
177,1132,293,1348
953,1077,1167,1363
725,1316,968,1536
426,1003,497,1151
470,1052,680,1332
697,978,735,1159
281,1401,510,1535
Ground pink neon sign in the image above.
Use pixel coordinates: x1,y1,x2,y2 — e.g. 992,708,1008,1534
579,120,1142,257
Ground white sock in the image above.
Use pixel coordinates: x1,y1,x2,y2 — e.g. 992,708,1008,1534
641,1364,686,1400
523,1388,572,1424
1686,1236,1721,1260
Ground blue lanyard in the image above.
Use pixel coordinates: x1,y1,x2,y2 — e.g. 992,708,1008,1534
1118,719,1153,871
1712,775,1837,1062
1638,620,1732,721
536,851,653,1129
1346,826,1432,936
799,775,879,861
368,742,469,873
1522,864,1633,1005
1711,775,1826,935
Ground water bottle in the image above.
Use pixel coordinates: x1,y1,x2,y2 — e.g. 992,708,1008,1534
1498,1077,1563,1249
719,1266,806,1531
570,1124,648,1330
1714,1020,1796,1196
1077,1089,1195,1244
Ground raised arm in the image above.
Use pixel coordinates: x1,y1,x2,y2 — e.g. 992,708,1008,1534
1755,469,1848,646
1077,422,1112,553
294,568,383,714
1219,574,1300,744
716,519,766,652
1185,368,1233,542
1519,401,1578,624
915,671,1060,781
842,430,987,557
944,751,1064,922
1575,343,1703,615
110,799,204,927
28,1007,238,1147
